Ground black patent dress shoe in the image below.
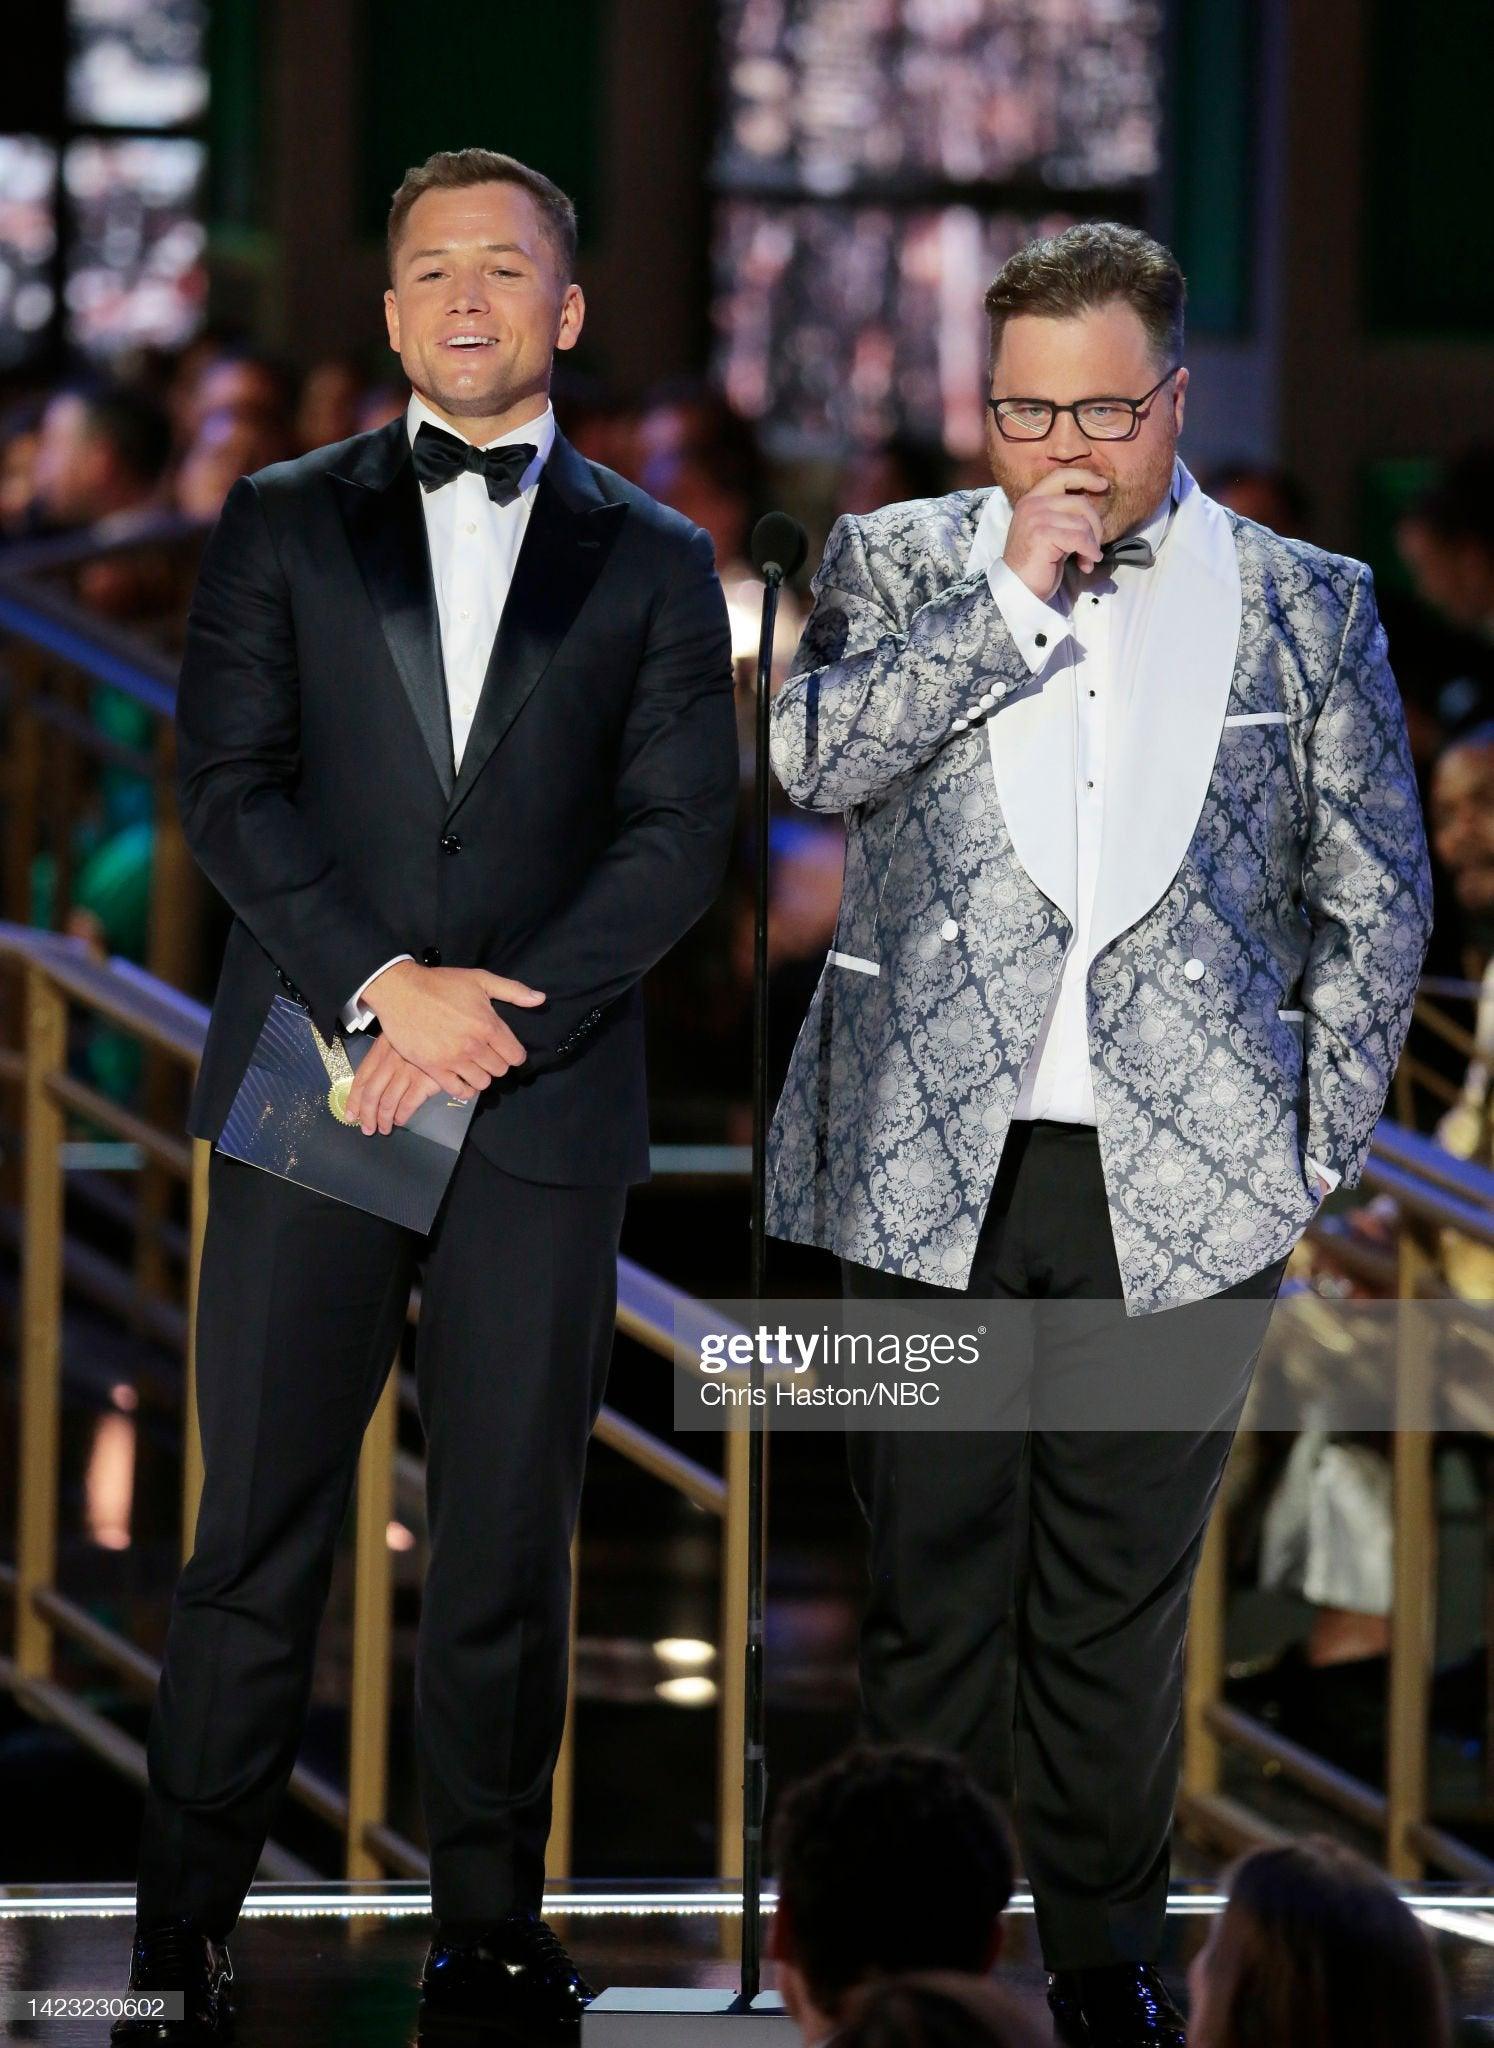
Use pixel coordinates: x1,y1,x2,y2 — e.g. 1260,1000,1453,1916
418,1911,595,2040
109,1917,233,2041
1047,1963,1187,2047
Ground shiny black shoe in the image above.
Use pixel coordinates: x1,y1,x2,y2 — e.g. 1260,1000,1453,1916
1046,1963,1187,2047
418,1911,594,2041
109,1917,233,2042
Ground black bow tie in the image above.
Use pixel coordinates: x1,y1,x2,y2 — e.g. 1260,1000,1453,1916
411,421,537,505
1097,534,1155,570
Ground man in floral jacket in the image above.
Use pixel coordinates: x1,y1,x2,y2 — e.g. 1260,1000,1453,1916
767,224,1432,2048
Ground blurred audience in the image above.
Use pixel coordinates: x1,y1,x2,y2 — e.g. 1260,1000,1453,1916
769,1744,1015,2048
293,352,368,453
1201,459,1312,538
174,404,292,523
833,1974,1046,2048
1187,1837,1450,2048
1398,448,1494,644
836,433,949,515
27,383,173,541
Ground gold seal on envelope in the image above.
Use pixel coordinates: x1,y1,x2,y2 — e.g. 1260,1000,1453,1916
307,1019,359,1125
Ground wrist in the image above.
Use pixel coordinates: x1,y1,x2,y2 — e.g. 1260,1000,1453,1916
366,958,422,1014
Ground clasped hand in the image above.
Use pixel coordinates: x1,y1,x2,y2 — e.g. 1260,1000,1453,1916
341,962,545,1135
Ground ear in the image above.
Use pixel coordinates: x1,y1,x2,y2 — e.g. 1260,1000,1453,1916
384,287,400,354
555,282,586,356
1172,365,1189,432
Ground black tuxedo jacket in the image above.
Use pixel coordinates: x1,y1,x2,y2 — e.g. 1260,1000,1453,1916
176,416,738,1186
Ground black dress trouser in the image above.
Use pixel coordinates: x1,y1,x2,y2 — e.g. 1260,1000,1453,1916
842,1117,1289,1972
135,1137,627,1939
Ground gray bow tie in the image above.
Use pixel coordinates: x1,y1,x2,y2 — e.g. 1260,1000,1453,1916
1098,534,1155,570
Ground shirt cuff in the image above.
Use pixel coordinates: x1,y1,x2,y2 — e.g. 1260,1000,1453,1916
1304,1152,1341,1195
987,557,1073,674
340,952,414,1032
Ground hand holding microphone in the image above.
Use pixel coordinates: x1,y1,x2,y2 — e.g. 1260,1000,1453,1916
1002,467,1111,601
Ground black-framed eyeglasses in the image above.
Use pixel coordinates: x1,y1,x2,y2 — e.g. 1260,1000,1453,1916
987,364,1182,442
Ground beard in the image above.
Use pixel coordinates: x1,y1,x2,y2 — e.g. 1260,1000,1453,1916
987,428,1179,545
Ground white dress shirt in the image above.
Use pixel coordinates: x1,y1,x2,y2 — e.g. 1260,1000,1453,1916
339,392,556,1031
970,460,1337,1193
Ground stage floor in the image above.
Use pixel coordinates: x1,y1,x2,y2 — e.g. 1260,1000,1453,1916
2,1878,1494,2043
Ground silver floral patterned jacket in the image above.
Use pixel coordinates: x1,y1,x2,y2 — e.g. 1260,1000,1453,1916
765,467,1434,1315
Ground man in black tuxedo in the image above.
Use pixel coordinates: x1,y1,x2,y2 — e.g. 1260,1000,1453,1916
114,149,737,2043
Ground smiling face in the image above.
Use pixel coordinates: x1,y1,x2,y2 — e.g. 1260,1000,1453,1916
985,297,1186,542
383,180,584,440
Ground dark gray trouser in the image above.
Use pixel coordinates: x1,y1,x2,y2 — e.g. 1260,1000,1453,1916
843,1116,1288,1971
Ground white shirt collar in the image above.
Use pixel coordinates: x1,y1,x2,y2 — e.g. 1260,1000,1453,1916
404,390,556,488
968,454,1186,584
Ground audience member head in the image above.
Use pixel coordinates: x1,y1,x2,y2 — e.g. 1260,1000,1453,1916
770,1745,1016,2046
174,405,291,522
837,434,950,515
185,350,294,443
0,392,45,536
1203,460,1311,538
834,1974,1046,2048
1187,1837,1450,2048
30,383,172,530
638,377,763,565
1398,448,1494,637
1430,720,1494,936
294,353,367,452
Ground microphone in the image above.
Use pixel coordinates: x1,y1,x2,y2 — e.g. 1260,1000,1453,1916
751,511,808,586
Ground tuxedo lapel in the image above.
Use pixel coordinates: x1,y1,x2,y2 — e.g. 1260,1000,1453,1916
1085,463,1242,965
445,432,627,819
329,419,455,801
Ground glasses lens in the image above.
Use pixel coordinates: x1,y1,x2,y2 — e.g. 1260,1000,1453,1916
995,401,1052,439
1075,403,1136,439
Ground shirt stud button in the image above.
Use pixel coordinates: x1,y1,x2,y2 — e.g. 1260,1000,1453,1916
465,521,476,534
941,918,959,942
951,717,968,731
1035,633,1047,647
1184,957,1206,980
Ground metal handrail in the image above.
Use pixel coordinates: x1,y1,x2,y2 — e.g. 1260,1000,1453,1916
1183,1094,1494,1881
0,926,752,1886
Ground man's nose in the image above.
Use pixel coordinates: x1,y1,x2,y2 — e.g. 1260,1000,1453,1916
446,272,490,313
1048,410,1093,461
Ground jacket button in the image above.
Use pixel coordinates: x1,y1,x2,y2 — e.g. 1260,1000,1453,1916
439,832,463,855
1183,957,1205,980
422,946,443,967
941,918,959,942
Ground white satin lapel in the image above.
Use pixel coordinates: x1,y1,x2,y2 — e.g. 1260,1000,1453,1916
1085,464,1242,966
975,485,1079,929
987,656,1079,930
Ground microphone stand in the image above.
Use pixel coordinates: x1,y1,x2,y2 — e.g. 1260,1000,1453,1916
738,553,780,2008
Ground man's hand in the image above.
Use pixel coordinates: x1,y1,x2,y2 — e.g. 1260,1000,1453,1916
1002,467,1111,601
343,1035,444,1134
360,960,545,1097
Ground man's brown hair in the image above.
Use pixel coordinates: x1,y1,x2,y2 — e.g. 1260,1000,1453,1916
985,221,1185,371
386,148,578,283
